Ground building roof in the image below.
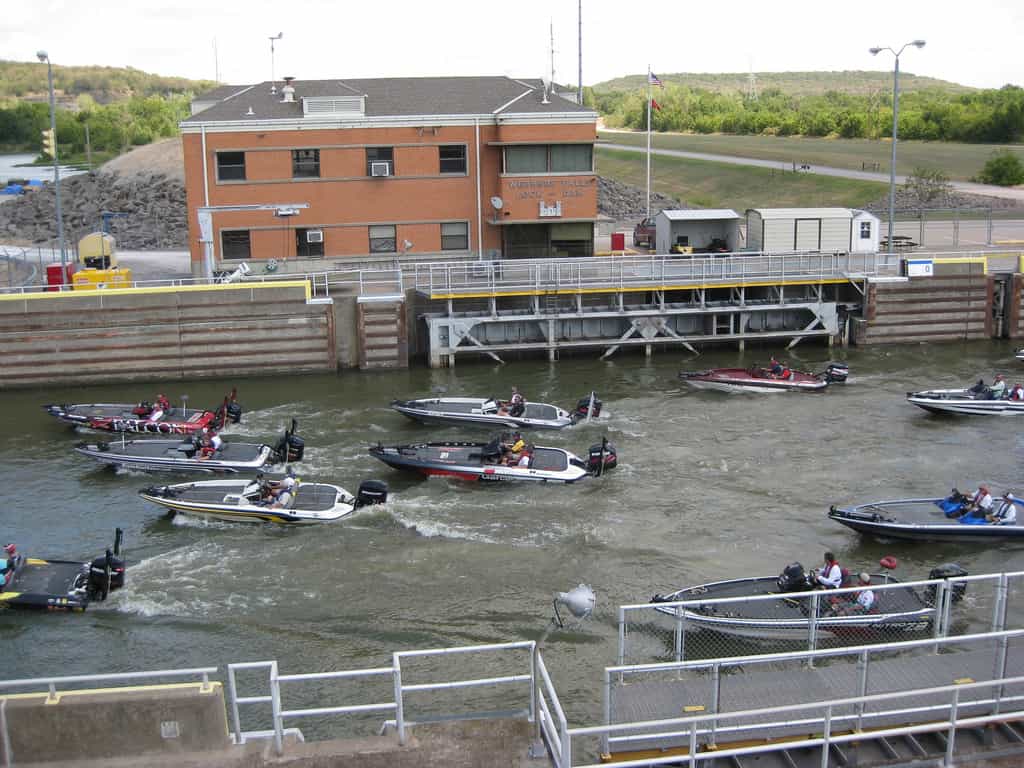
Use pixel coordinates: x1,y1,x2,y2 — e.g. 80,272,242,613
747,208,854,220
183,76,594,124
660,209,740,221
193,84,253,102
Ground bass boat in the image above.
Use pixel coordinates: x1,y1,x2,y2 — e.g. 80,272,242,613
680,362,848,393
44,389,242,435
0,530,126,612
829,492,1024,542
74,420,305,474
369,435,616,483
138,477,388,525
906,386,1024,416
650,559,967,640
390,391,603,430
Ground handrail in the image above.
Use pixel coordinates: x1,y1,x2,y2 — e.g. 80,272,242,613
0,666,218,703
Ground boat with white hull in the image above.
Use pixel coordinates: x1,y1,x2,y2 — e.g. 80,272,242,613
829,496,1024,542
680,363,848,393
74,422,304,474
390,392,603,430
907,388,1024,415
138,477,387,525
650,561,966,641
369,437,616,484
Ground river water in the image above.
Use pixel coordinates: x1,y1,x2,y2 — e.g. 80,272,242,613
2,342,1024,739
0,153,88,185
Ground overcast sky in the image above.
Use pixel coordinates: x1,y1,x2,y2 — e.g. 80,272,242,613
6,0,1021,90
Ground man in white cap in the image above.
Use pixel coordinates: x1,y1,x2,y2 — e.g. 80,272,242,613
269,471,298,509
989,374,1007,399
837,572,875,615
988,493,1018,525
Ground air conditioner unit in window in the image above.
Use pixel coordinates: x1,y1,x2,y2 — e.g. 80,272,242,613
370,162,391,177
306,230,323,244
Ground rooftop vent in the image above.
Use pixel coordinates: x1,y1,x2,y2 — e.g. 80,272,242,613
281,76,296,103
245,106,255,116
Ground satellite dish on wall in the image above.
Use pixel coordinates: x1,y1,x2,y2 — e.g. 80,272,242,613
490,196,504,211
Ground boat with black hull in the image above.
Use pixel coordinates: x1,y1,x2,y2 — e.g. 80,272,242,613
138,477,388,525
369,436,616,483
906,387,1024,416
0,530,126,612
44,390,242,435
390,392,603,430
74,421,304,474
650,560,966,640
680,362,848,393
829,495,1024,542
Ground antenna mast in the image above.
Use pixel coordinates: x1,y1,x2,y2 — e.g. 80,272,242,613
578,0,583,105
269,32,283,92
213,38,220,83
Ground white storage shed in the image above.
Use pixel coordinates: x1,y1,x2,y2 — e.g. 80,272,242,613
745,208,880,254
655,209,742,255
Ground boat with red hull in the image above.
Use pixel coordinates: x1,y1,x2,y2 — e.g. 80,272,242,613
680,362,848,393
43,390,242,435
369,436,616,484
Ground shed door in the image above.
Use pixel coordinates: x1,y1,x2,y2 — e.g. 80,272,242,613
795,219,820,251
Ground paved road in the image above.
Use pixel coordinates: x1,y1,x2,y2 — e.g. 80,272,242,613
600,141,1024,203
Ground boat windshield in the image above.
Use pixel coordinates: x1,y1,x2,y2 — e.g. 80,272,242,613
530,448,567,472
524,404,557,421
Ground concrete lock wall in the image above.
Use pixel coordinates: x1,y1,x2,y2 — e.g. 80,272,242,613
0,283,336,389
0,682,230,763
856,272,993,345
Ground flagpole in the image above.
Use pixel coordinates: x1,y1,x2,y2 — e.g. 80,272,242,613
646,65,652,219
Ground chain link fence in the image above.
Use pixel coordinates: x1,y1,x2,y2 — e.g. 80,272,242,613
618,571,1018,667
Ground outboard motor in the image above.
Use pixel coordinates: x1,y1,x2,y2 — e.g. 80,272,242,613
284,433,304,462
88,529,126,601
573,392,603,422
226,400,243,424
926,563,969,605
587,440,617,474
777,562,811,593
355,479,389,507
824,362,849,384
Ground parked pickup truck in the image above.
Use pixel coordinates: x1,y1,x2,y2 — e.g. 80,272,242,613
632,217,656,248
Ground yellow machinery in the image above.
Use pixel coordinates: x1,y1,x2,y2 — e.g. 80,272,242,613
73,229,133,290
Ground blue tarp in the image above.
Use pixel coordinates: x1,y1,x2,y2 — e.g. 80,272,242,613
1,184,25,195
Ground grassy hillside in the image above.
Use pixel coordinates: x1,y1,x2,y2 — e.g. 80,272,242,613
596,147,887,211
593,71,975,96
0,59,215,103
598,131,1024,182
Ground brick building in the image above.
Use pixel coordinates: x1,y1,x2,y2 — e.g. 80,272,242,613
180,76,598,277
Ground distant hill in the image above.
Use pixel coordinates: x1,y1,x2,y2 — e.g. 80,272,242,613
592,70,977,96
0,59,216,103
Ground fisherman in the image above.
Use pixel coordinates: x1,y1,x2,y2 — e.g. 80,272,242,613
810,551,843,589
195,428,223,460
987,493,1018,525
769,357,784,377
269,471,298,509
964,485,995,518
988,374,1008,400
499,386,526,417
835,573,875,615
1010,383,1024,401
147,394,167,422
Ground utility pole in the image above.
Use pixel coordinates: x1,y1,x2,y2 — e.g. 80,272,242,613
578,0,583,105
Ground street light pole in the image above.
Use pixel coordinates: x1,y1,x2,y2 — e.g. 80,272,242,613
37,51,66,268
870,40,926,257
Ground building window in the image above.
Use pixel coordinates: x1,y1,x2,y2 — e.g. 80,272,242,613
860,221,872,238
441,222,469,250
296,228,324,258
369,224,396,253
216,151,246,181
221,230,251,260
550,144,592,172
439,145,467,174
504,144,593,173
505,145,548,173
366,147,394,176
292,149,320,178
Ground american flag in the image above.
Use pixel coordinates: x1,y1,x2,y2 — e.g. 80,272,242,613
648,72,663,87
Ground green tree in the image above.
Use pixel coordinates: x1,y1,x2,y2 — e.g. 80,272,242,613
974,150,1024,186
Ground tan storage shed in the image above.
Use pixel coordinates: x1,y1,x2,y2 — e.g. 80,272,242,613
745,208,878,253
